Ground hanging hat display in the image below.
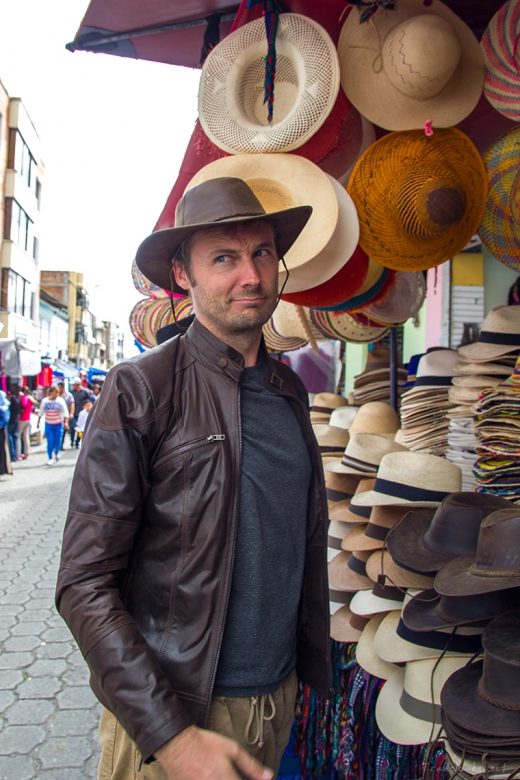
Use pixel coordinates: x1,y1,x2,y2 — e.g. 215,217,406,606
309,308,389,343
481,0,520,121
198,14,340,154
359,271,426,327
478,127,520,270
280,245,369,307
262,318,308,354
129,297,193,349
337,0,484,132
348,128,488,272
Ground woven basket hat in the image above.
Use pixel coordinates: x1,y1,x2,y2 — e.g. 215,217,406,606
129,296,193,349
348,128,488,272
310,308,389,343
482,0,520,121
198,14,340,154
337,0,484,132
262,318,307,354
361,271,426,326
186,153,338,274
478,127,520,270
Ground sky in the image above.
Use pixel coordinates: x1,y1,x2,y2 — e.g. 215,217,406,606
0,0,201,356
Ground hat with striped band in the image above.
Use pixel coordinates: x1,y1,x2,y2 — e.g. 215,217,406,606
481,0,520,121
478,128,520,270
326,433,406,475
324,470,364,506
341,504,410,553
355,613,402,681
458,305,520,361
329,477,376,524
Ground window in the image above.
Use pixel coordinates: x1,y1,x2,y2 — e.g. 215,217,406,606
3,197,34,253
75,322,87,344
0,269,33,318
8,129,36,191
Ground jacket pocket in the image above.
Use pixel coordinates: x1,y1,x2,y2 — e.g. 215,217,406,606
153,434,225,475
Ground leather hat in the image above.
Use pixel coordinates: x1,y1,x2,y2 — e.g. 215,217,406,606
135,177,312,293
402,587,520,632
386,492,513,576
435,508,520,596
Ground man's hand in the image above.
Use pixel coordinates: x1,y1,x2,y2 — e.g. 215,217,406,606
155,725,273,780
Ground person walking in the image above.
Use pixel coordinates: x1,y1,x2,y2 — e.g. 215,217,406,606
56,177,331,780
7,389,21,462
18,386,36,459
69,377,90,449
0,390,12,476
57,381,74,450
39,386,69,465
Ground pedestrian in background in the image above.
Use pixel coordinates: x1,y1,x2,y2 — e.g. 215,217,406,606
0,390,12,476
69,377,90,449
18,386,36,459
39,386,69,466
57,381,74,450
7,388,21,461
75,398,93,446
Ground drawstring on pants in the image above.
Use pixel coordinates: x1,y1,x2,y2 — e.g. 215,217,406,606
245,693,276,748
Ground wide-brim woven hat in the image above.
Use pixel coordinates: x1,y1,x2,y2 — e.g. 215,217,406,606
347,128,488,272
313,259,392,313
309,309,389,343
375,656,475,746
136,176,313,293
262,318,308,353
360,271,426,327
481,0,520,122
276,175,360,294
271,301,323,343
350,581,406,617
458,305,520,361
352,451,462,508
338,0,484,132
129,296,194,349
355,613,401,681
280,243,368,305
198,14,340,154
478,128,520,270
349,401,400,436
186,154,338,274
408,348,459,389
328,550,374,591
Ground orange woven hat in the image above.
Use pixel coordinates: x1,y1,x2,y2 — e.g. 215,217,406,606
348,128,488,272
478,127,520,270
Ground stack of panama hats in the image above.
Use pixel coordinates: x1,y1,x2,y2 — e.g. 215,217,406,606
473,356,520,502
347,346,408,406
129,296,194,348
398,349,458,454
310,391,349,424
348,401,400,438
313,423,349,467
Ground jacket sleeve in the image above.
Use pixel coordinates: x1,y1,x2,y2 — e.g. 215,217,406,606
55,361,194,761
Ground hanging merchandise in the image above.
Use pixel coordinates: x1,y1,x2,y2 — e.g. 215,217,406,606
337,0,484,132
359,271,426,327
310,308,389,343
128,297,193,349
198,14,340,153
347,128,488,272
481,0,520,121
478,127,520,270
280,245,369,307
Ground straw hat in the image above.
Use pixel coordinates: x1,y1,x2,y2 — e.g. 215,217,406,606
330,605,363,643
352,451,462,509
280,243,368,304
325,470,364,505
328,550,374,592
329,477,376,524
481,0,520,121
272,301,322,343
314,259,391,312
198,14,340,154
262,318,308,354
310,392,348,422
409,348,459,389
326,433,405,476
309,309,389,343
329,406,358,430
355,613,401,681
129,296,194,348
348,128,488,272
478,128,520,270
360,271,426,327
341,505,409,553
458,305,520,361
454,360,515,376
348,401,399,437
366,550,434,590
338,0,484,132
375,656,474,746
314,424,349,461
186,154,339,273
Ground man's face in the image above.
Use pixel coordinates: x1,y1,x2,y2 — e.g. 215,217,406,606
173,221,279,342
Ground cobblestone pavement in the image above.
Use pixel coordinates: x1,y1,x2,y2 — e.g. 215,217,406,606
0,442,101,779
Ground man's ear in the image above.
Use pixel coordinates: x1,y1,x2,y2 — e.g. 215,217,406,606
172,259,190,292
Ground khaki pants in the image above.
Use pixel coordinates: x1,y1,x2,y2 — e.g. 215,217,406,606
97,672,298,780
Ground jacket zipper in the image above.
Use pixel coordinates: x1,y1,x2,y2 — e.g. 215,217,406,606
155,434,225,468
206,382,241,718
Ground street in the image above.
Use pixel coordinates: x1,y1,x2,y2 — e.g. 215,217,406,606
0,443,100,779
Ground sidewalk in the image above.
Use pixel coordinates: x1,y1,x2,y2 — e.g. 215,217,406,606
0,442,100,779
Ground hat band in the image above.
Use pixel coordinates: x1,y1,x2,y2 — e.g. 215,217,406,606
414,375,455,387
311,405,335,414
321,445,344,454
374,478,449,503
347,503,372,519
328,535,343,551
478,650,520,712
400,689,442,725
364,523,390,542
341,454,379,473
478,330,520,346
349,613,370,632
372,581,404,602
327,488,354,502
396,621,482,653
347,554,368,577
329,589,352,604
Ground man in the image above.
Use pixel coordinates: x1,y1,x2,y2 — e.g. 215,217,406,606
56,177,331,780
69,377,90,448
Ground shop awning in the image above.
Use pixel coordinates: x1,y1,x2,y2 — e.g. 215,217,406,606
66,0,506,69
88,366,108,383
0,339,42,378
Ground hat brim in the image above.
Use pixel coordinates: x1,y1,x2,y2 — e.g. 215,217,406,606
385,509,447,575
355,613,401,680
136,206,312,294
375,667,440,745
351,489,442,509
366,551,435,590
350,587,405,617
435,556,520,596
330,605,363,643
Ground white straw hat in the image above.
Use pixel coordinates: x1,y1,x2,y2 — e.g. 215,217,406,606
326,433,405,475
355,612,402,681
375,656,474,746
457,305,520,361
329,406,359,430
198,14,340,154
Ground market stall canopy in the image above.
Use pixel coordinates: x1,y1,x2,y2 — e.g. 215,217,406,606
0,339,41,378
67,0,506,69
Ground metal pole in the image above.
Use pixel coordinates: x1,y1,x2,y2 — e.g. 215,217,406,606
389,327,398,412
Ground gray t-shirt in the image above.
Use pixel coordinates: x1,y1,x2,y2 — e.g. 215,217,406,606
214,363,312,696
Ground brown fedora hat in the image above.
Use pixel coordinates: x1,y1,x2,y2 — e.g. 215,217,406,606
441,610,520,740
135,177,312,293
386,492,512,576
402,587,520,633
435,508,520,596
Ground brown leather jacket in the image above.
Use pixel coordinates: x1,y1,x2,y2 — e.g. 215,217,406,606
56,320,331,761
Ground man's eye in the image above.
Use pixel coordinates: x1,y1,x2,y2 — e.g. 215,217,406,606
215,255,230,264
